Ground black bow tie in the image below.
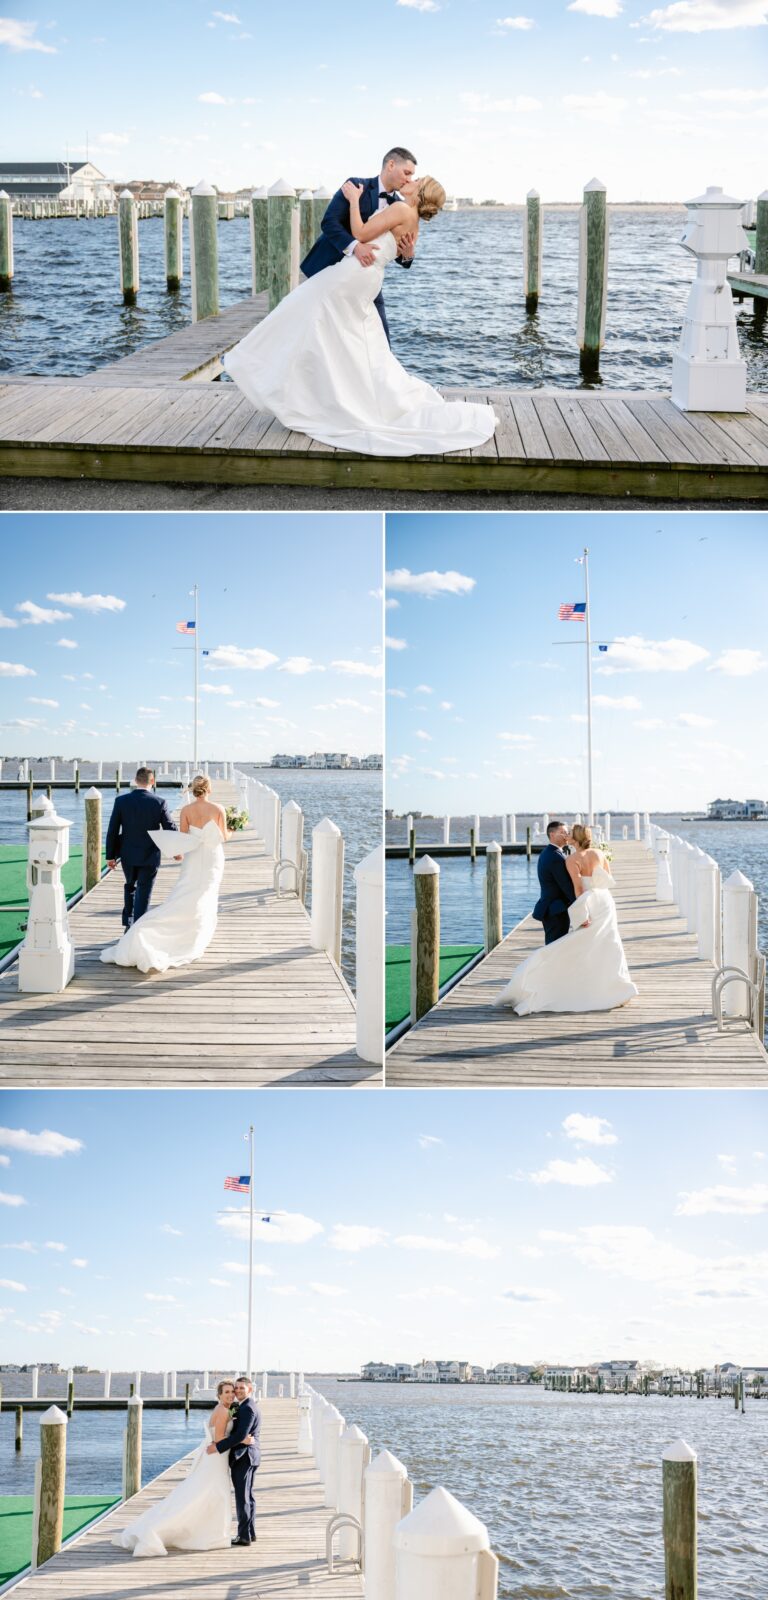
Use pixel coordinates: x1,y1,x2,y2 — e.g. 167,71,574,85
380,192,397,205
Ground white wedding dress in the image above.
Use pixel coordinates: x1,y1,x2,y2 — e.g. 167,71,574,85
223,232,498,456
100,821,225,974
493,867,639,1015
113,1414,232,1558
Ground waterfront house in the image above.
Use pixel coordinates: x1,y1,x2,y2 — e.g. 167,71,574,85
0,160,115,208
707,797,768,820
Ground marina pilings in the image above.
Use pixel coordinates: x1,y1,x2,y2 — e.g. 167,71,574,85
310,818,344,968
577,178,608,376
394,1485,499,1600
15,1404,22,1449
412,855,440,1021
364,1449,413,1600
443,815,451,845
268,178,296,310
470,826,476,862
299,189,315,266
164,189,184,291
278,798,305,899
118,190,139,305
31,1365,39,1399
485,841,503,952
84,786,102,894
322,1406,344,1509
190,180,220,323
695,854,720,964
355,846,384,1066
0,191,14,292
66,1378,74,1417
524,189,542,313
250,186,269,294
662,1439,697,1600
123,1394,143,1500
721,869,756,1019
338,1423,370,1558
33,1407,68,1569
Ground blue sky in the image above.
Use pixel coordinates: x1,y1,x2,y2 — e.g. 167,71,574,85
0,514,383,761
4,1,766,201
386,511,768,814
0,1089,766,1371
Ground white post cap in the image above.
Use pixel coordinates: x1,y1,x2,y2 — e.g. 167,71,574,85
269,178,295,197
526,188,540,199
0,190,9,200
486,840,502,854
723,868,754,891
354,843,383,887
119,189,134,200
662,1438,697,1462
251,186,268,199
341,1423,367,1443
39,1405,68,1426
313,816,341,838
85,786,101,798
299,188,314,200
127,1394,143,1408
367,1448,408,1478
584,177,607,192
414,854,440,876
313,186,332,199
395,1485,490,1553
283,798,301,814
686,185,744,208
164,188,180,200
192,180,216,196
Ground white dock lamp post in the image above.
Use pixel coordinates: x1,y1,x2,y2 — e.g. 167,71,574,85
18,798,75,992
671,186,749,413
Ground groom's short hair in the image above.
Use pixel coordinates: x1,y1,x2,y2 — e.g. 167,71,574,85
235,1376,253,1389
382,146,417,167
135,767,154,786
546,820,564,839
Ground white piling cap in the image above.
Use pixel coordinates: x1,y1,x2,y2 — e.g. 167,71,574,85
119,188,134,200
283,799,302,814
192,180,216,196
354,844,383,886
414,853,440,875
486,840,502,854
269,178,295,197
686,184,744,208
313,186,332,199
164,187,181,201
0,190,9,200
314,816,342,837
299,188,314,200
341,1423,367,1443
759,189,768,202
723,868,754,890
584,177,607,192
85,786,102,799
395,1485,490,1553
526,188,540,199
366,1448,408,1478
127,1393,143,1407
663,1438,697,1462
39,1405,68,1426
251,186,268,199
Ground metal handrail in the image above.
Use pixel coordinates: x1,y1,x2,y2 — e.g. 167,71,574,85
273,859,301,897
325,1512,362,1573
712,964,763,1034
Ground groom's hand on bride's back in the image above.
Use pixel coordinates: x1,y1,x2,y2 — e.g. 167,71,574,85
353,242,376,267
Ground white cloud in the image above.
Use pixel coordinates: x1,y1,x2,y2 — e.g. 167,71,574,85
57,639,78,650
45,1241,67,1252
498,732,534,743
0,1191,26,1207
597,636,709,674
648,0,767,29
0,1127,83,1158
396,0,440,10
218,1210,323,1244
0,18,57,52
198,91,234,103
0,1155,9,1167
17,601,72,625
593,694,642,710
677,712,714,727
329,1224,388,1252
200,683,233,695
0,1278,27,1293
418,1134,443,1148
496,14,536,26
212,8,242,19
278,657,325,675
386,637,408,651
205,644,279,672
144,1292,177,1303
530,1157,614,1186
28,697,59,707
160,1224,183,1236
222,1260,274,1277
562,1113,618,1146
415,729,433,741
331,659,383,678
707,649,767,677
310,1282,347,1297
71,1258,88,1268
502,1285,558,1302
0,612,18,627
395,1233,500,1259
386,567,476,598
0,661,36,677
676,1182,768,1216
568,0,623,12
47,591,126,613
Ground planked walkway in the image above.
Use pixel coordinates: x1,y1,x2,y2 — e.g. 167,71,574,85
1,365,767,499
9,1399,364,1600
0,783,379,1087
386,841,768,1086
728,270,768,302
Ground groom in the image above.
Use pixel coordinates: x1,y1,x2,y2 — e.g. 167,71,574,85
105,767,179,929
300,145,418,346
208,1376,261,1546
532,820,576,945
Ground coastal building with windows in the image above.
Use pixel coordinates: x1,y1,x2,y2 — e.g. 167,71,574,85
0,161,115,207
707,797,767,819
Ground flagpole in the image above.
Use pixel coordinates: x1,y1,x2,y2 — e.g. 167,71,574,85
246,1123,254,1380
193,583,199,772
584,547,594,824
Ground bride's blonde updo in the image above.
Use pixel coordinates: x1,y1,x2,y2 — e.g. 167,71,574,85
571,823,593,850
217,1378,234,1397
416,177,446,221
191,773,212,798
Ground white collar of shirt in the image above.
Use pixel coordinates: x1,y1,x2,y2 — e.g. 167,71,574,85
378,187,399,208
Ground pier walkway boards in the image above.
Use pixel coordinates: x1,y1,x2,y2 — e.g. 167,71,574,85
386,840,768,1087
0,781,378,1088
9,1399,364,1600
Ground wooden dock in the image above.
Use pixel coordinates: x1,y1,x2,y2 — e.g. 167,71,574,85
9,1399,364,1600
1,300,766,497
728,270,768,302
386,841,768,1086
0,782,379,1087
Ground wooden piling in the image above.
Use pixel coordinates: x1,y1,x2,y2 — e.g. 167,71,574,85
0,191,14,292
299,189,314,264
164,189,183,291
185,1382,190,1416
526,825,532,860
190,181,220,323
26,779,33,821
84,787,102,894
15,1404,22,1449
66,1379,74,1417
524,189,542,312
662,1440,697,1600
312,186,331,244
413,856,440,1021
409,827,415,866
118,190,139,306
124,1396,142,1501
35,1407,67,1568
485,841,503,951
578,178,608,376
470,826,476,862
250,186,269,294
268,179,296,310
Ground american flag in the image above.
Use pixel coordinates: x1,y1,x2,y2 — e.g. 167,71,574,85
176,619,196,635
558,602,586,621
224,1175,250,1192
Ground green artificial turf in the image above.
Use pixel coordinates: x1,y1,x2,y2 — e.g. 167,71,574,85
386,943,483,1031
0,1494,118,1584
0,844,106,961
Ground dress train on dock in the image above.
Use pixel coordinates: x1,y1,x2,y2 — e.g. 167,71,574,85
100,821,224,974
493,867,639,1015
113,1417,232,1558
223,232,497,457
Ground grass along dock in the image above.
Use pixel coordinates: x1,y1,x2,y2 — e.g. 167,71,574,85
386,839,768,1087
0,779,379,1087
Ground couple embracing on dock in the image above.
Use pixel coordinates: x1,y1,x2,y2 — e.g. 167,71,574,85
223,144,498,458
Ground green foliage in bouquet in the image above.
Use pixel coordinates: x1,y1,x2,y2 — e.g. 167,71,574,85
226,807,249,832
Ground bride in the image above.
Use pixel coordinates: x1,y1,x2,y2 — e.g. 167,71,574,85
493,824,639,1014
223,176,497,457
113,1380,250,1557
100,774,228,974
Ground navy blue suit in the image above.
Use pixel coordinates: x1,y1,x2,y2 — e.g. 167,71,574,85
215,1397,261,1541
300,176,413,346
532,843,576,946
105,787,178,929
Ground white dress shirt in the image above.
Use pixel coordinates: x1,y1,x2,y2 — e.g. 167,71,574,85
344,186,400,256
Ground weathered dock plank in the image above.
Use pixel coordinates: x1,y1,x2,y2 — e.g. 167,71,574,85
0,785,377,1087
10,1399,364,1600
386,841,768,1087
77,296,269,385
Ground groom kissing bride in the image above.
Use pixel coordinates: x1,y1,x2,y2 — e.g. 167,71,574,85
494,819,639,1016
113,1377,261,1558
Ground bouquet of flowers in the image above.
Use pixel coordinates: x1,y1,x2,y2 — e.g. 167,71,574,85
226,808,248,832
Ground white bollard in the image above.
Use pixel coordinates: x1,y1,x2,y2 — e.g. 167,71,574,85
722,869,756,1018
622,824,628,840
633,811,641,840
685,846,704,935
394,1485,498,1600
695,853,721,964
656,833,673,903
133,1370,142,1398
31,1365,39,1399
603,812,611,843
355,845,383,1065
323,1407,345,1508
281,799,304,887
541,813,548,835
169,1370,177,1399
312,1393,328,1473
262,1370,269,1398
442,814,450,845
103,1370,111,1399
508,813,517,844
297,1394,313,1454
671,186,748,413
677,841,694,923
310,818,344,967
0,190,14,291
162,1371,169,1398
264,785,280,860
406,813,413,844
289,1371,296,1398
364,1450,412,1600
338,1423,370,1558
18,801,74,993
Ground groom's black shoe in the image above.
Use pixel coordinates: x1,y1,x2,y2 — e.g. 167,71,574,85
231,1536,253,1547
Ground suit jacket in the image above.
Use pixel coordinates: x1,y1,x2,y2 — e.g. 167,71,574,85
300,176,415,279
215,1397,261,1467
105,788,177,869
532,843,576,923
